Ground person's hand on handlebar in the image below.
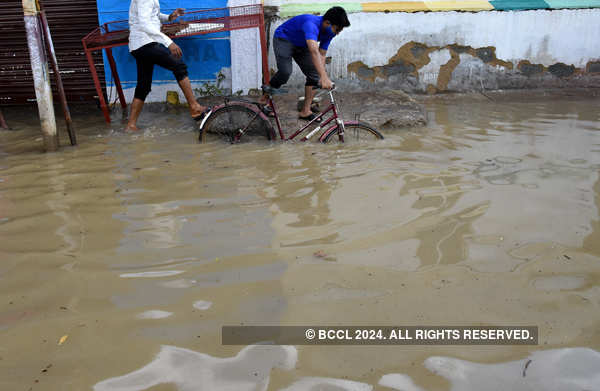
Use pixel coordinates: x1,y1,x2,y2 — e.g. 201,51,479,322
320,76,334,90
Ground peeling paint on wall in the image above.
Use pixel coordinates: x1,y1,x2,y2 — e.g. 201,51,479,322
548,62,575,78
348,50,418,83
436,51,460,93
587,61,600,73
516,60,580,79
264,8,600,93
518,60,545,76
347,42,517,92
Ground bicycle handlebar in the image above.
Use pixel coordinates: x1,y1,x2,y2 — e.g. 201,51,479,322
314,82,335,91
313,82,335,101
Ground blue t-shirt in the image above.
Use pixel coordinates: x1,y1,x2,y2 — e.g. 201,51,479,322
274,15,335,50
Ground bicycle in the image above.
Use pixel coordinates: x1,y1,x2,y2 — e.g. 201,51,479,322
198,84,383,143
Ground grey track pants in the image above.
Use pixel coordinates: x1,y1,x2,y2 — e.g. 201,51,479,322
269,37,320,88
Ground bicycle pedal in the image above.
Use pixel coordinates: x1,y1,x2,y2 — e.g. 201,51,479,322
298,96,322,103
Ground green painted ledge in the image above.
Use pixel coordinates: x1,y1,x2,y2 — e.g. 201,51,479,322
546,0,600,8
278,0,600,16
489,0,550,10
278,3,362,17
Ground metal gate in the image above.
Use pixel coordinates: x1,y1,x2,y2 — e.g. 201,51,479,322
0,0,104,105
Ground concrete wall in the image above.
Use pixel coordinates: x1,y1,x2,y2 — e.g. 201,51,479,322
229,0,263,95
273,0,600,15
231,5,600,94
100,1,600,100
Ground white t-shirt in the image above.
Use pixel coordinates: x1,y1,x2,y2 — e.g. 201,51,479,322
128,0,173,52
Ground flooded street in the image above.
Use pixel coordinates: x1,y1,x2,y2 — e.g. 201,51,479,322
1,94,600,390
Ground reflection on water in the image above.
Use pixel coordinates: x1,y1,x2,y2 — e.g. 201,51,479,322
1,96,600,390
94,345,600,391
94,345,298,391
422,347,600,391
280,376,372,391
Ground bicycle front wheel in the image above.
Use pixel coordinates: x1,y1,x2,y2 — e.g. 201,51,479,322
322,121,384,143
200,103,274,143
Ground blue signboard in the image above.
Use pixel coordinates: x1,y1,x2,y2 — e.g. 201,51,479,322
96,0,230,89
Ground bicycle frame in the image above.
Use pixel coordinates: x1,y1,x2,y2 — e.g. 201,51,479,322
267,87,347,142
204,87,353,143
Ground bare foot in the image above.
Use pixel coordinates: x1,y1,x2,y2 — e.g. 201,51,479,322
125,123,140,131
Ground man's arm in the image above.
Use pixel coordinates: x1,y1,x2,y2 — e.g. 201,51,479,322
161,8,185,22
158,12,170,23
307,40,332,89
319,48,327,67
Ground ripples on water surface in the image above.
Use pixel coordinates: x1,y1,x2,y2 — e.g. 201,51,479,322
1,97,600,390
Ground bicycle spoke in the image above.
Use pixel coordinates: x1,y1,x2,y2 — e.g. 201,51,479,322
200,104,273,143
323,122,384,143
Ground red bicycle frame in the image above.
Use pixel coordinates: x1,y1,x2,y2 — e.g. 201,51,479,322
208,86,357,143
263,88,347,143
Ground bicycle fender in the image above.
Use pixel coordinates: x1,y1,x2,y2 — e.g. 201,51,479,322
318,120,361,142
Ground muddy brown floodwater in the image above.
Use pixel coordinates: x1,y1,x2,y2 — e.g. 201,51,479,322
1,93,600,391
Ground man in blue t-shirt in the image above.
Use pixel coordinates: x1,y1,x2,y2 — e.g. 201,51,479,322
260,7,350,121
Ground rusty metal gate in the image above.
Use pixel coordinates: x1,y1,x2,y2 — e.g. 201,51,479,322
0,0,104,105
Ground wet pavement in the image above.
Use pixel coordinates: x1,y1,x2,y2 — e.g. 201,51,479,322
1,90,600,391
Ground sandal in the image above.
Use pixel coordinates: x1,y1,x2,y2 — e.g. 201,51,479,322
298,113,321,123
260,105,275,117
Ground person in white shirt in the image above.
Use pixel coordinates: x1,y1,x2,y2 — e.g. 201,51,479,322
126,0,211,131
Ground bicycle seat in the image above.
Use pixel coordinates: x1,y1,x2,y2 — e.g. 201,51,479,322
262,85,288,95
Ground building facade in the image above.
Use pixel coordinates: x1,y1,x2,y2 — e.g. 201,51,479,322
99,0,600,102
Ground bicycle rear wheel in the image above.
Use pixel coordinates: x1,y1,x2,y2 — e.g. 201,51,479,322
200,103,274,143
322,121,384,143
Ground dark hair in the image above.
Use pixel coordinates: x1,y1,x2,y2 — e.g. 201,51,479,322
323,6,350,28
